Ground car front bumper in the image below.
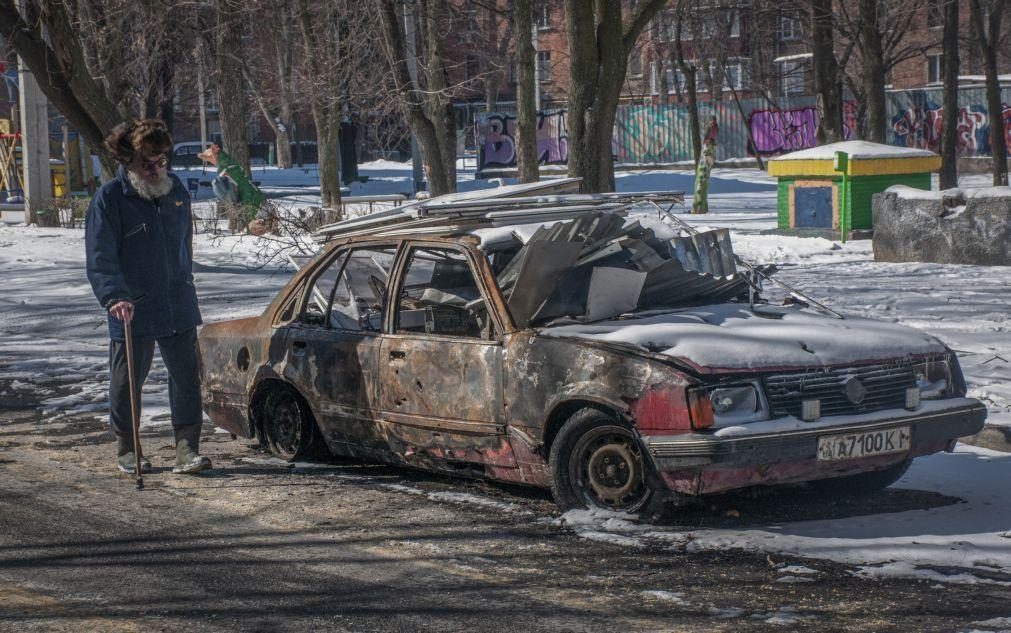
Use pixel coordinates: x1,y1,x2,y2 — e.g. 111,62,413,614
641,398,987,494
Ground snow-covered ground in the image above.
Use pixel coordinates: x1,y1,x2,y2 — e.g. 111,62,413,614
2,160,1009,590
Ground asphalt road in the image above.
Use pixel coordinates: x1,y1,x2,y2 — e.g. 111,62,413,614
1,390,1009,633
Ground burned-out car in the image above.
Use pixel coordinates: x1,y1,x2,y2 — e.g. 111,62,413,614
200,180,986,515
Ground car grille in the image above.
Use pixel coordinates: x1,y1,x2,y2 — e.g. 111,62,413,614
764,362,916,418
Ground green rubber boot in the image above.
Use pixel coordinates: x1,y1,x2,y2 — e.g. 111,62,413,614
172,424,212,474
116,435,152,474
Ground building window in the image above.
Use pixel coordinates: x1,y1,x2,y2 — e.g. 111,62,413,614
664,67,687,94
780,13,800,41
536,1,550,29
927,0,943,28
780,60,806,95
719,10,741,38
723,60,749,91
537,51,551,82
926,53,943,85
657,9,675,42
628,50,643,78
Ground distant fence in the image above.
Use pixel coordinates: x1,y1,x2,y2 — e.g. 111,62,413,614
476,87,1011,172
888,86,1011,156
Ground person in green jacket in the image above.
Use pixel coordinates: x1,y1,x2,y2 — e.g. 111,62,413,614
198,143,268,229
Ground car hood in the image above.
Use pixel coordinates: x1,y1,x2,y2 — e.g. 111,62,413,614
537,303,946,372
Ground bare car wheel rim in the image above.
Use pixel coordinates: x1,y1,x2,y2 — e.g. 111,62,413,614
574,428,647,511
270,395,301,455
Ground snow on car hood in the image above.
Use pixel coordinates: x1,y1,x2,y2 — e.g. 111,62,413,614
537,304,946,371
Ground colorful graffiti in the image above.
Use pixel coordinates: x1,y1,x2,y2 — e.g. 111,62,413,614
476,88,1011,171
611,105,693,164
477,111,567,168
891,101,1011,155
747,101,858,156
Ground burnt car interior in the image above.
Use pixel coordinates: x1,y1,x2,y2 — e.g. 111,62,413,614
303,247,397,331
395,247,492,339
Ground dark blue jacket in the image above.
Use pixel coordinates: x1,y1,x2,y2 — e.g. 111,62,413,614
85,167,201,341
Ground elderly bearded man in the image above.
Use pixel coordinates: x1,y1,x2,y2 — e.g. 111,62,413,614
85,119,211,475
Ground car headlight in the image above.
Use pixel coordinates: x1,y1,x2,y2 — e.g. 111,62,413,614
692,383,768,427
911,358,951,400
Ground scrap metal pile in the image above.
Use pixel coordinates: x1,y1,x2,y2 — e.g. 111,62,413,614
313,178,776,327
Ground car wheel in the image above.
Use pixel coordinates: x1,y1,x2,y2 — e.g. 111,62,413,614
259,386,321,461
812,458,912,494
549,408,654,514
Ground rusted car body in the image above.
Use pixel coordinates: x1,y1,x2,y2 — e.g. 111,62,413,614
200,187,986,514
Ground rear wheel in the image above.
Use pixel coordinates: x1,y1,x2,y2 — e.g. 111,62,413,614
257,385,323,461
812,459,912,494
549,408,654,514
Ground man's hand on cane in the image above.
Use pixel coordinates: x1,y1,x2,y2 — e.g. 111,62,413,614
109,301,134,323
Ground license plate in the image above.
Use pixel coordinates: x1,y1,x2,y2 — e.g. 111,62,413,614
816,426,910,461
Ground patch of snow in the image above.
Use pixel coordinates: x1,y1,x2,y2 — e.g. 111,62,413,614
382,484,528,514
753,606,813,625
972,616,1011,628
852,561,1006,586
641,590,688,605
968,187,1011,199
707,606,747,618
886,185,957,200
776,575,816,583
778,565,818,575
539,303,946,370
770,140,938,161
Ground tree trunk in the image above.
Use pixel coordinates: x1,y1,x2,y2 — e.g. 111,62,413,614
215,0,250,174
419,0,457,195
673,5,701,164
939,0,959,189
970,0,1008,186
315,109,342,210
0,0,121,174
376,0,457,196
275,126,293,169
513,0,539,183
858,0,886,143
810,0,843,144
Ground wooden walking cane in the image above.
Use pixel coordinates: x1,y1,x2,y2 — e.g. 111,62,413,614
123,319,144,490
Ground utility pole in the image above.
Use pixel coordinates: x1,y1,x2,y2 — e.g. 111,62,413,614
196,39,209,174
404,3,425,194
17,52,50,224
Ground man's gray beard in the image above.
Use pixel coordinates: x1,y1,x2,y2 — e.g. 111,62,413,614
127,170,173,200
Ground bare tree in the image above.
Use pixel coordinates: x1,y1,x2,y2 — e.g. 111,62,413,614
563,0,667,192
939,0,959,189
833,0,923,143
672,1,702,164
475,1,511,113
970,0,1008,186
513,0,538,183
244,0,297,169
0,0,184,172
376,0,458,196
296,0,349,210
809,0,843,144
215,0,250,175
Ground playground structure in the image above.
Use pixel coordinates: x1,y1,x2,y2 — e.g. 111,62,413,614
0,119,25,203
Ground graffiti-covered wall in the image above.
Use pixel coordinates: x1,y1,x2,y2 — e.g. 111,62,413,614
475,87,1011,172
888,87,1011,156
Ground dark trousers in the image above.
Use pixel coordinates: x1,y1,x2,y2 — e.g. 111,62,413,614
109,327,202,438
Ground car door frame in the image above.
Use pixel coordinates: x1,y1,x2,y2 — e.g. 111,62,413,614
278,239,401,458
378,238,513,466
